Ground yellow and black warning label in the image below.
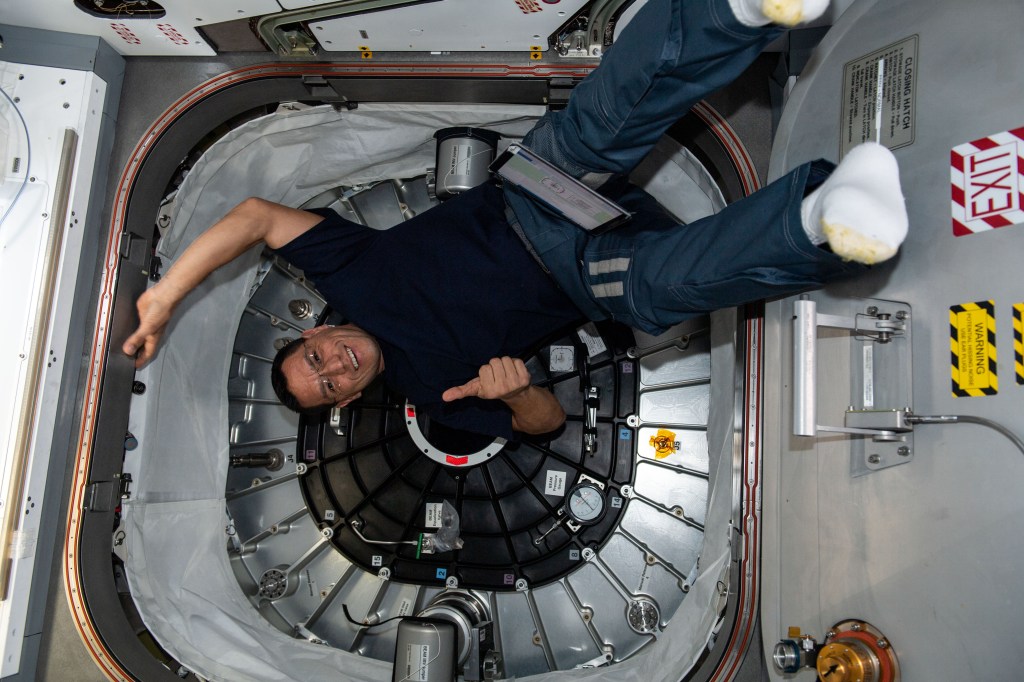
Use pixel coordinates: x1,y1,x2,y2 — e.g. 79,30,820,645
1014,303,1024,385
950,300,998,397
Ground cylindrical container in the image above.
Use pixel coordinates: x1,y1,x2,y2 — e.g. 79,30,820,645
433,127,500,200
392,617,457,682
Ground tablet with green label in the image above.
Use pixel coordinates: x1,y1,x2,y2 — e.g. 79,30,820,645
491,143,631,233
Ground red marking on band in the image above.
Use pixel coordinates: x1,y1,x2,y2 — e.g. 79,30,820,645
952,219,972,236
407,406,416,418
446,455,469,466
951,184,964,206
950,149,964,173
971,136,999,151
983,213,1013,228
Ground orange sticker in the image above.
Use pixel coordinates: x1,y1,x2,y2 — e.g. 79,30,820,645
649,429,677,459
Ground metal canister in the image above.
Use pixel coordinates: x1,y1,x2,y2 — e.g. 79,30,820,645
433,127,500,200
392,617,457,682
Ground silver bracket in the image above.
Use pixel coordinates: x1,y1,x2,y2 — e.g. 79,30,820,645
583,386,600,453
792,296,914,475
575,645,614,668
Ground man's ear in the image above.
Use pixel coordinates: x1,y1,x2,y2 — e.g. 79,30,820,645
335,391,362,409
301,327,320,339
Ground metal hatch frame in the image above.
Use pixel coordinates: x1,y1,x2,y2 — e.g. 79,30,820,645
66,61,766,681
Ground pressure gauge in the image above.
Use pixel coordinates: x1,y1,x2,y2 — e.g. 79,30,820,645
566,482,606,525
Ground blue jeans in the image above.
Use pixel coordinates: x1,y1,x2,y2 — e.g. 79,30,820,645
504,0,863,335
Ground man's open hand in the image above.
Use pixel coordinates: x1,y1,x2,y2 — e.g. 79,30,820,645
442,356,531,403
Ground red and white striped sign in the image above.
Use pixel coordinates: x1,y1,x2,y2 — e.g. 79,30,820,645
951,126,1024,236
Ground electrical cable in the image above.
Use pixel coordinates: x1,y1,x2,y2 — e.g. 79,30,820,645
0,85,31,231
341,603,407,629
906,414,1024,458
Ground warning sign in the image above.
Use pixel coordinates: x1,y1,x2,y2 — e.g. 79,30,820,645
950,301,998,397
951,127,1024,236
840,36,918,157
1014,304,1024,385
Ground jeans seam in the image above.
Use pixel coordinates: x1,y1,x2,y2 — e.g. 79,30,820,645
782,168,822,261
709,0,768,40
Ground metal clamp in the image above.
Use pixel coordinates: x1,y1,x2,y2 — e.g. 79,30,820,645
793,297,908,438
791,296,915,475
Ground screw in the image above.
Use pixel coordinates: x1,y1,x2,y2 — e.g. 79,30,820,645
898,446,910,457
532,633,542,645
866,306,878,316
868,454,881,464
288,298,313,320
851,623,862,632
877,639,888,649
132,380,146,395
895,310,908,320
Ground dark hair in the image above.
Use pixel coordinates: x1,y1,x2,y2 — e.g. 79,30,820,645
270,337,330,416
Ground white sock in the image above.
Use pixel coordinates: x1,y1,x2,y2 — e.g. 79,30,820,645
729,0,829,26
800,142,908,265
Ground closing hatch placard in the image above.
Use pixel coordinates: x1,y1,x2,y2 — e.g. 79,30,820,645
840,35,918,157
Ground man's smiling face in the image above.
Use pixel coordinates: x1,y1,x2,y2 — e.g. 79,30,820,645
280,323,385,410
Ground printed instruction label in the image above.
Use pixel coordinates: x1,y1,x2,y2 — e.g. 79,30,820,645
840,35,918,157
424,502,444,528
1014,304,1024,385
402,644,431,682
447,144,472,179
951,127,1024,236
950,301,998,397
398,598,413,617
545,470,567,496
577,322,607,358
549,345,575,372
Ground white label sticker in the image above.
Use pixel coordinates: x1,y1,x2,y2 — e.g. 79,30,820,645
372,555,383,567
324,509,336,521
425,502,444,528
545,470,567,496
549,345,575,372
404,644,430,682
862,344,875,408
398,598,413,617
448,144,472,178
577,323,607,358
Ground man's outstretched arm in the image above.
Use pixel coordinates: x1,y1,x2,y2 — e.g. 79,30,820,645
442,356,566,435
122,198,322,367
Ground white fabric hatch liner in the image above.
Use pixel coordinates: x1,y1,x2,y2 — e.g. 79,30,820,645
122,101,735,682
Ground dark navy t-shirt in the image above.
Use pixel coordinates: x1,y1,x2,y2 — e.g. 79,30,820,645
275,182,584,439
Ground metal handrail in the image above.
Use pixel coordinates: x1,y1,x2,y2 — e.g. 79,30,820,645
0,128,78,601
